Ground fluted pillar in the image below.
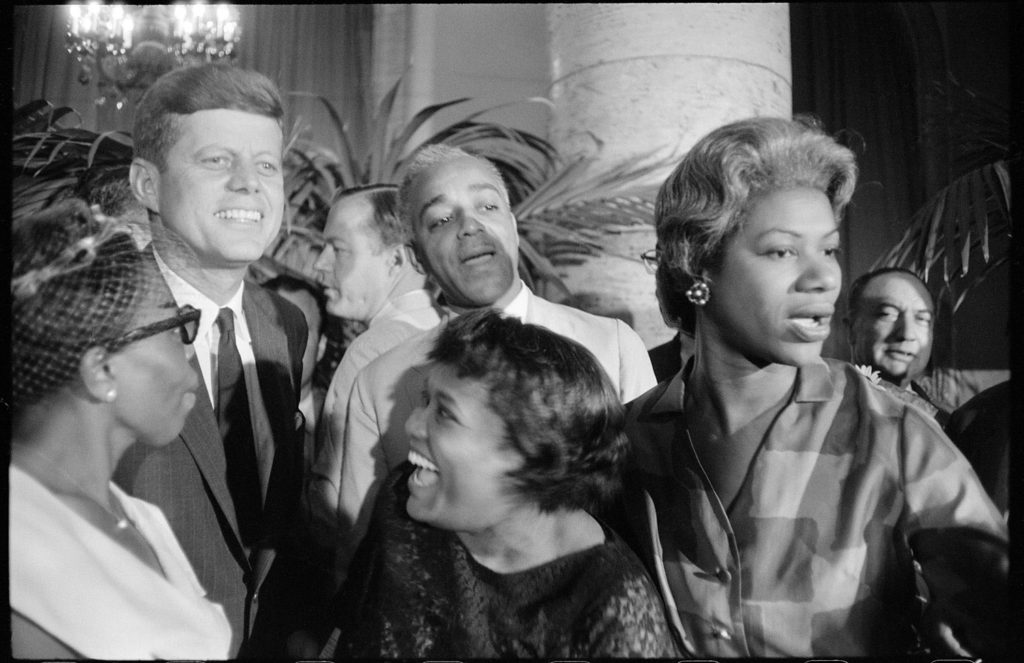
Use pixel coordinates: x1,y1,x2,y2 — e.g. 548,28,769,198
546,3,792,347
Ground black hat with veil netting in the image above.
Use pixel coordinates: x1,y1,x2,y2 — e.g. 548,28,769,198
11,199,181,413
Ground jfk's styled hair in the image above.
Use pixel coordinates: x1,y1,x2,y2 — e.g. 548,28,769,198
132,62,284,170
428,309,628,513
397,144,510,235
330,184,407,248
654,116,858,308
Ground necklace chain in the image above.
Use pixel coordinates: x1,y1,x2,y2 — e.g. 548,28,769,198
16,446,132,531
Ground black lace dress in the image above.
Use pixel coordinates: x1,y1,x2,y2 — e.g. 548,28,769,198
330,466,681,658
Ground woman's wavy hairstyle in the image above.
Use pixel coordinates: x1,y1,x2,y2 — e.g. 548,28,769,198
654,115,858,316
428,309,628,513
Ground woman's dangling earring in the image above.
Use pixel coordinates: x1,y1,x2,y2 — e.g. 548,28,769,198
685,279,711,306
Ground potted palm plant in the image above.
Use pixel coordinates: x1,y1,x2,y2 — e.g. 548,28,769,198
12,100,138,223
13,85,671,399
13,80,671,304
266,76,675,302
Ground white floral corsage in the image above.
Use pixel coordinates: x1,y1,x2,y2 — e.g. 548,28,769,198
855,364,882,385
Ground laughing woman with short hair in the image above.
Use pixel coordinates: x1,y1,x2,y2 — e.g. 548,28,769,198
327,309,679,658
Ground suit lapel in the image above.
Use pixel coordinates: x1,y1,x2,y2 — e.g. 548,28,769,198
178,353,245,548
151,245,250,568
243,287,299,590
244,289,281,484
244,287,295,491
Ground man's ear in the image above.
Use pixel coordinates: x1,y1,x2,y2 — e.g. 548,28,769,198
406,243,427,275
78,346,118,403
384,244,406,274
129,158,161,214
506,212,522,264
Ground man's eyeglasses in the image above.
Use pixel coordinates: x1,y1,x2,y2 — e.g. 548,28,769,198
640,249,661,274
106,305,201,352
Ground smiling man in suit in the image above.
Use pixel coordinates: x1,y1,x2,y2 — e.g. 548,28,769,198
116,63,310,657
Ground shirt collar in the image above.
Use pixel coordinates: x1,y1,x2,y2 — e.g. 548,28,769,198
648,357,834,415
220,287,250,343
153,250,247,342
368,288,436,327
436,280,529,320
792,359,834,402
501,280,529,320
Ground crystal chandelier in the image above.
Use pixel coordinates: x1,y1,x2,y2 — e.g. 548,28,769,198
66,3,242,110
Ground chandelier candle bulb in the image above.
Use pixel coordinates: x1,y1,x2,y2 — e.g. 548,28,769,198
122,16,133,50
66,3,241,108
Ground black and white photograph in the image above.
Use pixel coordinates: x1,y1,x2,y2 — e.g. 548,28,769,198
9,3,1019,660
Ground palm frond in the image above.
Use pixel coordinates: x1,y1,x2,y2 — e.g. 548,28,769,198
14,100,83,134
281,75,560,223
381,97,472,180
508,152,677,270
87,131,134,167
367,75,409,182
14,129,132,181
13,176,80,222
14,99,59,133
516,236,572,302
287,94,359,185
951,257,1009,312
873,159,1013,312
517,152,672,221
922,73,1014,175
430,122,556,204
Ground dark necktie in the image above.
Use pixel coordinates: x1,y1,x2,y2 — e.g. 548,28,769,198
216,307,263,545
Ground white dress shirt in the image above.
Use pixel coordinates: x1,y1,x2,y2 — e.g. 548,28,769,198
154,253,276,500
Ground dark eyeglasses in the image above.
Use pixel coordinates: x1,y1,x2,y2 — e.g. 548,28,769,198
106,305,201,352
640,249,661,274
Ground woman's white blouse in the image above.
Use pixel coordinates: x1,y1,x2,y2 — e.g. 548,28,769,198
9,465,232,659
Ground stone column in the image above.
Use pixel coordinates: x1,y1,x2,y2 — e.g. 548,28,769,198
546,3,792,347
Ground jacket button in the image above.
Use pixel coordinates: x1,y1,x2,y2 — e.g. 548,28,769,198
716,566,732,583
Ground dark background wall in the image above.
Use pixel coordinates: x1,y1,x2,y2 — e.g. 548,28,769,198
790,2,1014,375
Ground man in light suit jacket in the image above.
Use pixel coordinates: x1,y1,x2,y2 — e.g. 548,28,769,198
115,63,314,657
305,185,442,567
330,144,656,587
